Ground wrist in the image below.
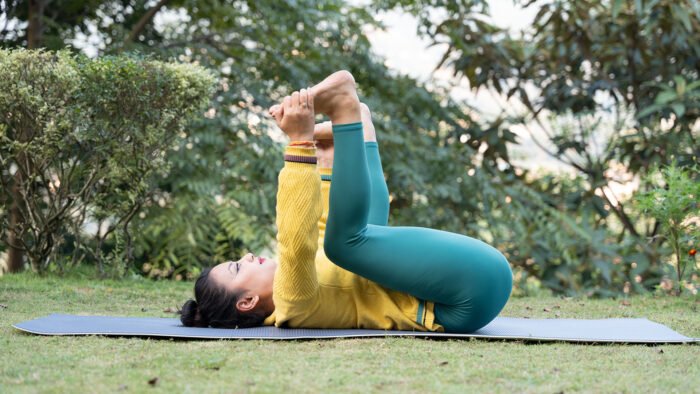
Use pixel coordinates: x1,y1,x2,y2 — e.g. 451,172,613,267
289,132,314,142
289,140,315,148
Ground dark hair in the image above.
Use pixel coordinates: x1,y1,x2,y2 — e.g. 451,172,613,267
179,267,268,328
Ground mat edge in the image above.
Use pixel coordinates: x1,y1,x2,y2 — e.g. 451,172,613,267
12,325,699,344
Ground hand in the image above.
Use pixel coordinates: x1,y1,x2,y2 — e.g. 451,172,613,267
269,88,314,141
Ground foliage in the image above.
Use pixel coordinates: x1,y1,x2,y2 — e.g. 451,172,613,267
373,0,700,295
75,0,486,279
2,0,697,298
0,48,214,274
636,162,700,295
0,0,480,278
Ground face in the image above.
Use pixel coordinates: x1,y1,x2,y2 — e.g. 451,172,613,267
209,252,277,313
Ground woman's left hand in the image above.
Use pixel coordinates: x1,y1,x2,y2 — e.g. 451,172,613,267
269,89,315,142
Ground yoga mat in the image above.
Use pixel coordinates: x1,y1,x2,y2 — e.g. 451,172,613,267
13,314,700,344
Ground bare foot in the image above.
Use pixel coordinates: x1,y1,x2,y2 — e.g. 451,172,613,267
360,103,377,142
313,121,333,141
309,70,361,124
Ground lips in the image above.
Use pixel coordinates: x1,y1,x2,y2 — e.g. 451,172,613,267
259,257,265,265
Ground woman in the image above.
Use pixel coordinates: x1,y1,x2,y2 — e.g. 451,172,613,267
180,71,513,333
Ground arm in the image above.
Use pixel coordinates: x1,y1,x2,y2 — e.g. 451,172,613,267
315,134,334,237
274,145,323,302
270,88,322,303
318,167,332,239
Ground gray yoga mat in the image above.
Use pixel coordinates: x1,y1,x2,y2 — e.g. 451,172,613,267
13,314,700,344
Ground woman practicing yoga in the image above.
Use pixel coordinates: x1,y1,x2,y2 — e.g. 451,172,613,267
180,71,513,333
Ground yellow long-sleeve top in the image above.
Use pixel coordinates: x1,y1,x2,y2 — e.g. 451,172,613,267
262,145,444,331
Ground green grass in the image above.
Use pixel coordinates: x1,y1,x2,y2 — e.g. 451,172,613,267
1,271,698,393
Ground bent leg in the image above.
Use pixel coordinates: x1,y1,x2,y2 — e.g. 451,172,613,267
325,122,513,333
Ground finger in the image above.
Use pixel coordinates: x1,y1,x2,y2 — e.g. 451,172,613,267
291,91,300,108
269,104,281,116
282,96,292,112
299,88,308,109
307,87,314,111
272,105,284,123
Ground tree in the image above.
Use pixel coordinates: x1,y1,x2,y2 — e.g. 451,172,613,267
1,1,491,280
375,0,700,294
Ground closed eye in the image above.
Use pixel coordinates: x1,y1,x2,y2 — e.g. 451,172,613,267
226,261,240,278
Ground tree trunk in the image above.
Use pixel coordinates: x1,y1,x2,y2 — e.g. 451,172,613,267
6,179,25,272
27,0,44,49
125,0,170,45
5,0,45,273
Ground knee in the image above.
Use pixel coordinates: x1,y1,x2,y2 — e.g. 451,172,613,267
323,233,345,264
470,252,513,319
492,253,513,304
324,230,366,266
498,253,514,289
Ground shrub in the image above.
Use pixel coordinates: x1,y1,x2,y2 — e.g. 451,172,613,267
0,49,215,274
636,161,700,295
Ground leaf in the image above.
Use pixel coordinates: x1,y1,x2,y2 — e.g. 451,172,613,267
671,103,685,117
672,4,693,31
686,80,700,91
636,104,662,118
673,76,687,95
655,90,677,105
612,0,624,18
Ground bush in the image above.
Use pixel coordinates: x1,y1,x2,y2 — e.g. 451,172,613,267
636,162,700,295
0,49,215,275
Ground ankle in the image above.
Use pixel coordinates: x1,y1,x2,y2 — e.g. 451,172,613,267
327,95,361,125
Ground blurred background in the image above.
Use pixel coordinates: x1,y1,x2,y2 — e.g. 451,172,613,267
1,0,698,298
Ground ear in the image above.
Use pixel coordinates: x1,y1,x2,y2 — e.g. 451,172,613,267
235,294,260,313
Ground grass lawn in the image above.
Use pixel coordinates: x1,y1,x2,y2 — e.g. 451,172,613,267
1,271,698,393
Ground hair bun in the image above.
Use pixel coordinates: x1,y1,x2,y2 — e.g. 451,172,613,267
179,299,208,327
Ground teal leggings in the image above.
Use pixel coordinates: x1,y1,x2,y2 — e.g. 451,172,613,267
324,122,513,333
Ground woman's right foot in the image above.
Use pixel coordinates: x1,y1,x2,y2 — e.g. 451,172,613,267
309,71,361,124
